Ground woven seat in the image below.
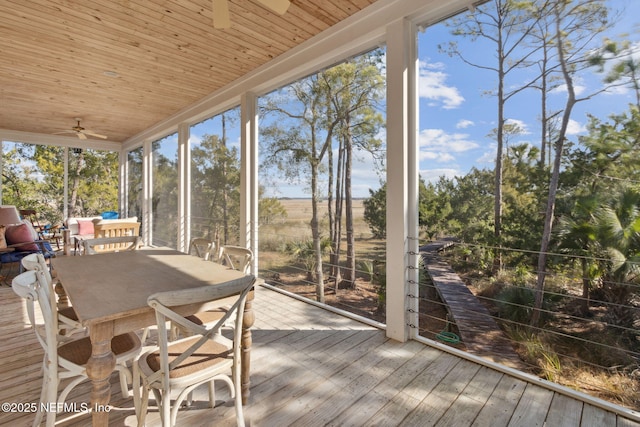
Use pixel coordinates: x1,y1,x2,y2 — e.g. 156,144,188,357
12,269,142,427
133,277,254,427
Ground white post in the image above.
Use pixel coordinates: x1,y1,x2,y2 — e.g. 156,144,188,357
241,92,259,275
385,17,419,342
177,123,190,252
143,139,152,246
118,149,126,218
63,147,69,220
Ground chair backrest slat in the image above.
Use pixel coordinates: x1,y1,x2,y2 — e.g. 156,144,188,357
81,236,142,254
216,245,253,273
189,237,215,261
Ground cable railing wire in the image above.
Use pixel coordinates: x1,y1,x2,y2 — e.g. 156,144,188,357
416,240,640,410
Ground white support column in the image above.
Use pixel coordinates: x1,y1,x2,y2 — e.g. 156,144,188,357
177,123,190,252
385,17,419,342
143,139,153,246
241,92,259,275
63,147,69,220
118,149,126,218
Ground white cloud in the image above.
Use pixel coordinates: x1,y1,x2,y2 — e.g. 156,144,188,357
420,151,456,162
418,60,465,109
456,119,475,129
420,128,479,153
504,118,531,134
550,80,586,96
476,141,497,165
566,118,587,135
420,168,460,183
418,128,479,166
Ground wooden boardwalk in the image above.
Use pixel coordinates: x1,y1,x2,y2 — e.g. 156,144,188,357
2,284,640,426
421,241,525,369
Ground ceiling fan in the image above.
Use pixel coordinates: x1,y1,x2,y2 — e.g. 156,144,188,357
54,118,107,140
212,0,291,29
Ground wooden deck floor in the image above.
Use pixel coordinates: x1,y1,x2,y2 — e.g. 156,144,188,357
1,284,639,426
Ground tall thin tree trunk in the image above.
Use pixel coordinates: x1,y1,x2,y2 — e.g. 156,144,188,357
540,43,549,168
69,151,85,217
532,5,576,326
332,142,345,287
492,8,507,274
221,114,229,244
327,136,335,284
343,127,356,289
310,158,324,303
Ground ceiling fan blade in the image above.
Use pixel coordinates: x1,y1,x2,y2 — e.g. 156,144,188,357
78,132,87,140
212,0,231,29
83,130,108,139
53,130,75,135
255,0,290,15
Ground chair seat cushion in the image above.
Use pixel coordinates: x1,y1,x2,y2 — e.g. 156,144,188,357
145,337,231,379
58,332,140,366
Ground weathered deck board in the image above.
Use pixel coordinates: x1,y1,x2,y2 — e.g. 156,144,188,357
422,245,525,369
0,285,638,426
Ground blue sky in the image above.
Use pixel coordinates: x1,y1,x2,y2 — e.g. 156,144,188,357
418,0,640,184
188,0,640,199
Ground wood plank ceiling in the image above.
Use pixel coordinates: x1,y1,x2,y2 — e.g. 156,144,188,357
0,0,377,143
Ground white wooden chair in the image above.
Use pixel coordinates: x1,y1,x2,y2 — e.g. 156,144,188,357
12,270,141,427
133,277,255,427
188,237,215,261
21,253,84,337
180,246,254,335
215,245,253,273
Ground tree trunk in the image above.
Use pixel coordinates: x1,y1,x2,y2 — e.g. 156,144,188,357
331,140,345,288
532,5,576,326
221,114,229,244
310,159,325,303
492,8,506,274
540,42,549,168
69,150,85,217
343,129,356,289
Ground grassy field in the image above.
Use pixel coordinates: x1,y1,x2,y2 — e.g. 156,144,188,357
258,198,387,322
259,198,375,256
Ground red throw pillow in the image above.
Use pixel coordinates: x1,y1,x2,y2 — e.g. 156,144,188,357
5,223,39,251
77,220,95,235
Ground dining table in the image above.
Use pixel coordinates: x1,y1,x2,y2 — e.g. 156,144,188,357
52,248,255,426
